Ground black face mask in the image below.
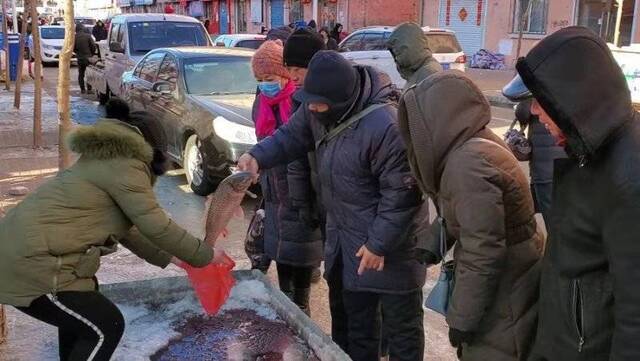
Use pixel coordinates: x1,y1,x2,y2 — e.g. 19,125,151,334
311,106,348,127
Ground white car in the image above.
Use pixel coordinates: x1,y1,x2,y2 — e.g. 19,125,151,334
28,26,77,64
214,34,266,49
339,26,466,88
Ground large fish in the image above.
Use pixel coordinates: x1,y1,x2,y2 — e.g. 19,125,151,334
204,171,254,245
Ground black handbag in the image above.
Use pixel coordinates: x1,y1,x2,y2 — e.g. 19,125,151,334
244,199,270,272
504,119,531,161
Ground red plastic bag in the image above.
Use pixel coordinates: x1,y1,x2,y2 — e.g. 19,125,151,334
181,254,236,315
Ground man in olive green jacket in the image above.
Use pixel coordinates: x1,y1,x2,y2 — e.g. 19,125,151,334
387,21,443,91
0,113,216,360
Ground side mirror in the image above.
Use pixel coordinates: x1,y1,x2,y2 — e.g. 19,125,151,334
152,81,173,95
109,41,124,53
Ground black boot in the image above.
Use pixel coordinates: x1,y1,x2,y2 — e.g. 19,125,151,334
294,287,311,316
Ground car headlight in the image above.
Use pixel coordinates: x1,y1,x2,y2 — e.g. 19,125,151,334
42,44,55,50
213,116,257,145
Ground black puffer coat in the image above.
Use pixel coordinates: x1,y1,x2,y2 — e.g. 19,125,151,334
518,27,640,361
251,98,323,267
251,66,426,293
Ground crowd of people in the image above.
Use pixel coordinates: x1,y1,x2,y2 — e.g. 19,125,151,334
238,22,640,361
0,16,638,361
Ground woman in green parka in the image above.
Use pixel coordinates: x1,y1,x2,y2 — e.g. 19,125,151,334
0,100,222,361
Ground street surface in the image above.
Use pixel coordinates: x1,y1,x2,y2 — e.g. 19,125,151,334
1,65,520,361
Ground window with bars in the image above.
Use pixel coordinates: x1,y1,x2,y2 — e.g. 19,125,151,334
512,0,548,34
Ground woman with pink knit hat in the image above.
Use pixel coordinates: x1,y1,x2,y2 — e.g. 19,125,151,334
251,40,323,315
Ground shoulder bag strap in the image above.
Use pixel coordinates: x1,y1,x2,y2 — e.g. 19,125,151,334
315,103,390,150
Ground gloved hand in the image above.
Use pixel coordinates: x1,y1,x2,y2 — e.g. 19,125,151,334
416,249,439,265
449,327,474,348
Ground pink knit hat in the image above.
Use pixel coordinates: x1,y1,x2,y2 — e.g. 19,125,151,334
252,40,291,79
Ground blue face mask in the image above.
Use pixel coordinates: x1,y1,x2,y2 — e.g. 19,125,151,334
258,81,282,98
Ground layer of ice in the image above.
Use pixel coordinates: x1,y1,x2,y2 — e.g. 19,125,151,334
112,280,280,360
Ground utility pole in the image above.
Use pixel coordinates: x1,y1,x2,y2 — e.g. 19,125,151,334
13,10,25,108
11,0,16,33
613,0,625,47
58,0,74,169
30,0,42,148
2,0,10,90
312,0,318,23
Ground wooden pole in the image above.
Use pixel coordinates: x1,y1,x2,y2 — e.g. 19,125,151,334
0,304,6,344
10,0,16,33
2,0,10,90
30,0,42,148
57,0,74,169
13,9,25,108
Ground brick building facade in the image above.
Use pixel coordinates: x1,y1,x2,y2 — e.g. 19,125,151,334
422,0,640,67
115,0,639,69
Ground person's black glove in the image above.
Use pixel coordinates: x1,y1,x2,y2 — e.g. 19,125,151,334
416,249,439,265
449,328,474,348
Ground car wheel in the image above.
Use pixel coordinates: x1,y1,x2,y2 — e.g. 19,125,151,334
184,135,216,196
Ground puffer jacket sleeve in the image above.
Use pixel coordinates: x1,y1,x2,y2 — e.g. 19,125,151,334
250,107,315,170
445,153,507,332
604,176,640,360
118,227,173,268
96,159,213,267
365,118,422,256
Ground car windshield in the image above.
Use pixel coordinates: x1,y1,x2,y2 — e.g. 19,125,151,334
426,33,463,53
235,39,265,49
76,18,96,26
41,28,65,39
183,56,257,95
128,21,209,56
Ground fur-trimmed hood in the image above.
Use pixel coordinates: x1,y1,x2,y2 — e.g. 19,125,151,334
68,119,153,163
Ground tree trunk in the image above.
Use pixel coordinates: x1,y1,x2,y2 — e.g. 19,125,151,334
2,0,10,90
514,0,535,71
13,10,26,108
58,0,74,169
30,0,42,148
0,305,6,344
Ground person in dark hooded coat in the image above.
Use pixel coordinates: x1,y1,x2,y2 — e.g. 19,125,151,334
387,22,443,90
92,20,108,42
399,71,543,360
502,26,640,361
74,23,96,94
238,51,426,361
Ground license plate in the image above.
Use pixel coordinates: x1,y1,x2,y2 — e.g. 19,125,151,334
442,63,450,70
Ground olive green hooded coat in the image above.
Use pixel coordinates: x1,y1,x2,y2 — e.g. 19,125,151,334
387,22,443,90
0,119,213,307
398,72,542,361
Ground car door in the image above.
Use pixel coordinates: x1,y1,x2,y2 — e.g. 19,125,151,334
123,57,148,110
147,54,184,158
135,52,165,110
105,22,125,96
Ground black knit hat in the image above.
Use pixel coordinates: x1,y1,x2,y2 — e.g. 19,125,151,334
283,28,326,68
293,50,358,105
